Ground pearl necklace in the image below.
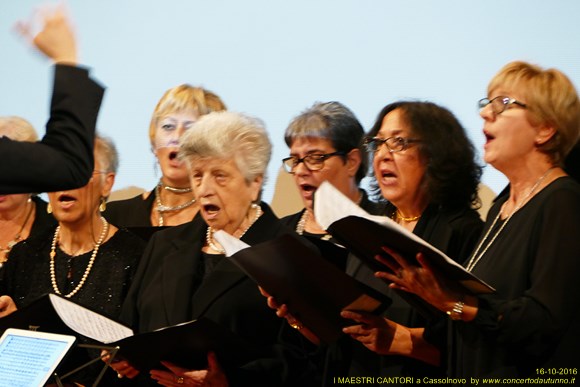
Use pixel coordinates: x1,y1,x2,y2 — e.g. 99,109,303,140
296,210,332,241
206,204,263,254
465,167,555,272
155,181,196,226
50,216,109,298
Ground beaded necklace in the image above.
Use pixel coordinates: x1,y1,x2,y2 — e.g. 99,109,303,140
49,216,109,298
296,210,332,241
465,167,554,272
206,204,263,254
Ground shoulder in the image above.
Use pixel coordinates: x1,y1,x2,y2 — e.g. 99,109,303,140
534,176,580,215
104,188,155,227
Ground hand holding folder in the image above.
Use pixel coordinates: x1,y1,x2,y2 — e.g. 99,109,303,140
214,230,392,344
313,181,494,295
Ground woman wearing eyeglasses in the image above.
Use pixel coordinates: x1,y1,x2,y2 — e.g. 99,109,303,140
338,101,484,382
345,62,580,379
270,101,483,384
280,101,381,249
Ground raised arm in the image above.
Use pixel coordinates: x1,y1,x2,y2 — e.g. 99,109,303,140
1,5,104,194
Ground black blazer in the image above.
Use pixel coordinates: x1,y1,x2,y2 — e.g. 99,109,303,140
120,202,298,386
1,65,104,194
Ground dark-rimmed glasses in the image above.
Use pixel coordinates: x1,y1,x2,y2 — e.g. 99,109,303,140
478,96,527,115
282,151,346,173
363,136,421,153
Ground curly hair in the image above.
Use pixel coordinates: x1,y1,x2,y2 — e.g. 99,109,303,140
367,101,482,210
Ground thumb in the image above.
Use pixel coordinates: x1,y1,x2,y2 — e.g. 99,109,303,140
207,351,221,371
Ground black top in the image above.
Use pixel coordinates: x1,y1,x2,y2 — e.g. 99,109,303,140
1,65,104,194
346,203,483,383
1,227,146,385
453,176,580,378
0,196,57,288
282,191,483,385
104,188,156,228
120,202,304,386
3,227,145,319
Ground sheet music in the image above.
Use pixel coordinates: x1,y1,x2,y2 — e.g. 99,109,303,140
314,181,466,270
49,294,133,343
0,331,73,386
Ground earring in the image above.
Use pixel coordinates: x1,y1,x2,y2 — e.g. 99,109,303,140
47,203,52,214
99,197,107,212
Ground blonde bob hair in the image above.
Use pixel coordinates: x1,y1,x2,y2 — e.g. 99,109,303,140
179,111,271,185
0,116,38,142
488,61,580,165
148,84,226,146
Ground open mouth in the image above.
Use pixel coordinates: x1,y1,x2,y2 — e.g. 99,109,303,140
202,203,221,220
299,184,317,193
58,194,76,203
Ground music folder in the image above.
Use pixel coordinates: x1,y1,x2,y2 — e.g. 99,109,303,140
0,293,254,373
313,181,495,296
214,231,392,344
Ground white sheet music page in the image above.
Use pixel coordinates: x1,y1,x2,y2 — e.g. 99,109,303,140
213,230,250,257
49,294,133,343
313,181,465,270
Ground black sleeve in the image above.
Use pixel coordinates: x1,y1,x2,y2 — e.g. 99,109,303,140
0,64,105,194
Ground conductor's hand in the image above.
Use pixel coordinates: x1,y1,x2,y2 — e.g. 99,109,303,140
15,2,78,65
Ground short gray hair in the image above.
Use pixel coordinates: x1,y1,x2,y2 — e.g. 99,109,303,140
95,135,119,174
284,101,367,183
179,111,271,184
0,116,38,142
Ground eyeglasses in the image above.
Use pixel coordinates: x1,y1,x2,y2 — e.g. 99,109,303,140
282,151,346,173
478,96,527,115
363,136,421,153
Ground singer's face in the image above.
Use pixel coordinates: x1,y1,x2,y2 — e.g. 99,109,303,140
153,111,198,186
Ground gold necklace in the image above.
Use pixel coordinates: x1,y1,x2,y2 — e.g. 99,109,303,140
394,209,421,223
465,167,555,272
206,204,263,254
155,182,196,226
49,216,109,298
0,198,34,264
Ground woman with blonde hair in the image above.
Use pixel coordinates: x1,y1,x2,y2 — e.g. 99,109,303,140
104,85,226,227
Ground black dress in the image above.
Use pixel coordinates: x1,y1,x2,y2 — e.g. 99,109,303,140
452,176,580,378
2,227,146,385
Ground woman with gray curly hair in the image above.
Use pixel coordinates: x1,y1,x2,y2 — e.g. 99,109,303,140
114,111,300,386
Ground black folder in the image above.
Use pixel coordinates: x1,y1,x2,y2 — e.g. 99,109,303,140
221,233,392,344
